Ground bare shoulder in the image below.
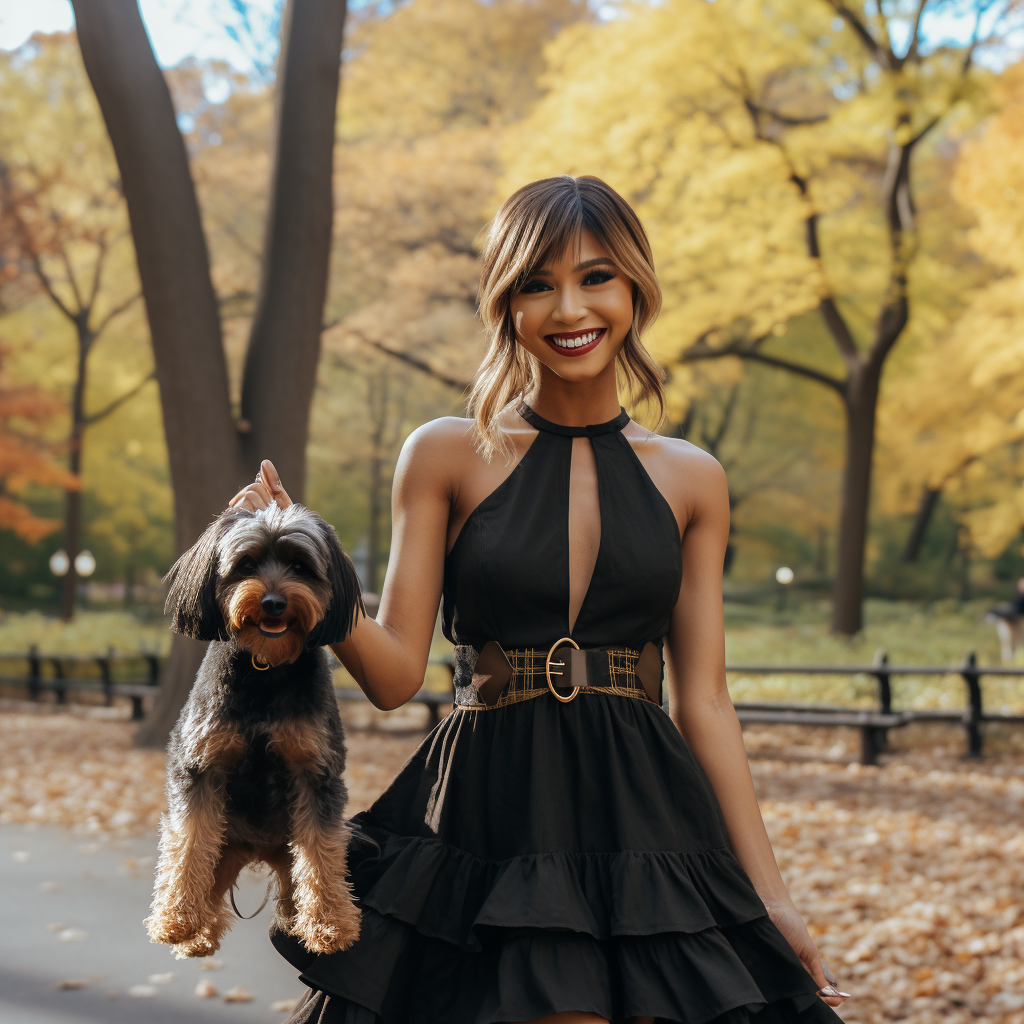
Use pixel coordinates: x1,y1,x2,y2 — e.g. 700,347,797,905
402,415,477,455
624,425,728,530
394,416,477,497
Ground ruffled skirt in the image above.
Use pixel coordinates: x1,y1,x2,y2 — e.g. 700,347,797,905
272,692,842,1024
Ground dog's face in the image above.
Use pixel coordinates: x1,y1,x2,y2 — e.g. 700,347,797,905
165,503,362,665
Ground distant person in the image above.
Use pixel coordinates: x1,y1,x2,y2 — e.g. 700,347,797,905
985,577,1024,664
230,176,848,1023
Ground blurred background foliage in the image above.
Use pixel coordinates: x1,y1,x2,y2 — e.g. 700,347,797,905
1,0,1023,637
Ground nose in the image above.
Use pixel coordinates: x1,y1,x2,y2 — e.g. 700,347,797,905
261,593,287,617
553,284,586,324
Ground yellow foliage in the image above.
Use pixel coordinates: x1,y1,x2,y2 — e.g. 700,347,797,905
880,60,1024,556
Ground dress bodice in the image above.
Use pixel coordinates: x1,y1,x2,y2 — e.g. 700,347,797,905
442,404,683,650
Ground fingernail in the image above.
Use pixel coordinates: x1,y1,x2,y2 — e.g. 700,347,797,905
837,991,852,999
819,986,838,996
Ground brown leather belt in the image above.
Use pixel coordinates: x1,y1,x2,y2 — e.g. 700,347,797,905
452,638,662,709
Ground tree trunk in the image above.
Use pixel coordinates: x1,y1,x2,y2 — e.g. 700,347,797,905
831,363,882,635
60,324,92,620
901,484,940,562
72,0,242,549
239,0,346,500
72,0,346,747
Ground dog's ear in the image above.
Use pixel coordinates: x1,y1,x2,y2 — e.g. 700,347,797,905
307,516,364,647
163,515,232,641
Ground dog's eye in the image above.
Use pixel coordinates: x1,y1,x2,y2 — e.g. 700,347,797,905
291,561,311,576
236,557,258,576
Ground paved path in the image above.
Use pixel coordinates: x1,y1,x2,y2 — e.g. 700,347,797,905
1,823,307,1024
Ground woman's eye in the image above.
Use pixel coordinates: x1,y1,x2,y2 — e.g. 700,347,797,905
520,278,552,294
582,270,614,286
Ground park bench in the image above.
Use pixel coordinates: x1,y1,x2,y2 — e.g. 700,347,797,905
4,648,1023,765
0,648,162,721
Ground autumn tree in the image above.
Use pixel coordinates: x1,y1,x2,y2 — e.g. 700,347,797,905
504,0,1020,633
879,56,1024,564
69,0,346,744
0,34,153,619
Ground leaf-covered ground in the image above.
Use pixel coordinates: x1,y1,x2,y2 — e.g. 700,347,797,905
1,705,1021,1023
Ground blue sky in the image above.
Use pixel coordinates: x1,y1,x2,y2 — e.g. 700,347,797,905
2,0,1021,71
0,0,281,71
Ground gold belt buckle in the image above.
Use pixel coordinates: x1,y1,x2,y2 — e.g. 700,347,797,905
545,637,580,703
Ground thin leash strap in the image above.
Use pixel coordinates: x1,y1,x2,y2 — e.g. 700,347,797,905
229,880,272,921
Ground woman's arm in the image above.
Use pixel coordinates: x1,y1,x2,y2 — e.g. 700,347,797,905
663,453,848,1007
228,422,459,710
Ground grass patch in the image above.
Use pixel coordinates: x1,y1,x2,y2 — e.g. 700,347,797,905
725,597,1024,712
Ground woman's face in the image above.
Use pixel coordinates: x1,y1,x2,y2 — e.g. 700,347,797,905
509,229,633,384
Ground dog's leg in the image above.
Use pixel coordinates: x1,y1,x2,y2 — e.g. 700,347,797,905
170,844,252,959
268,721,361,954
263,846,298,937
147,725,245,947
146,776,227,945
289,789,361,954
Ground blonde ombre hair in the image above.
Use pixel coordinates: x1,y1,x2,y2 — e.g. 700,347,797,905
471,175,665,460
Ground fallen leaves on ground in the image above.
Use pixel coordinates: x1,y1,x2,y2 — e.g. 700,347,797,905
2,708,1021,1022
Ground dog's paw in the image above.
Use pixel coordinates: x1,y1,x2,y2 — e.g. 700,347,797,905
146,906,205,945
292,911,361,954
171,929,221,959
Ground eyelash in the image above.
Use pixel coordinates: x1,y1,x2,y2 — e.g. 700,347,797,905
519,269,615,293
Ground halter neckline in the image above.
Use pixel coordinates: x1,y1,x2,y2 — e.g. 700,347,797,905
516,402,629,438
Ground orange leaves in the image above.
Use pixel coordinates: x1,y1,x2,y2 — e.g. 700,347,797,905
0,350,76,541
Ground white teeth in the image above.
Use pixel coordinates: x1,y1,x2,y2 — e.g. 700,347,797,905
551,329,601,349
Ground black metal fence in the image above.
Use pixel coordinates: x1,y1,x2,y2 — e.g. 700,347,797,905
3,648,1022,765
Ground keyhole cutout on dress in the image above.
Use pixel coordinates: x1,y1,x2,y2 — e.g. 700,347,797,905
567,436,601,634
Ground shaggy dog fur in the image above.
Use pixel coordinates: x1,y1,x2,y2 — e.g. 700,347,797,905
145,502,363,959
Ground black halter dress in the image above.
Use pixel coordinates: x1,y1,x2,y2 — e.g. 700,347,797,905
274,406,842,1024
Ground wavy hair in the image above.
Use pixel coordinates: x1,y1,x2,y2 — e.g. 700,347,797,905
470,175,664,460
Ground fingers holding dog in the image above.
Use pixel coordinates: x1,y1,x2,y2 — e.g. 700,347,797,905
228,460,292,512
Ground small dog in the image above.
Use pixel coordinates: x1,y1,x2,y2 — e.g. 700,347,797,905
146,502,364,959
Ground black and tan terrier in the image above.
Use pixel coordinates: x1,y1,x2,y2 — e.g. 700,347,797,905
146,502,363,959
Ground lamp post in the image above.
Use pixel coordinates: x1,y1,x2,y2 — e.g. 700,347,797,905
49,550,71,578
775,565,794,610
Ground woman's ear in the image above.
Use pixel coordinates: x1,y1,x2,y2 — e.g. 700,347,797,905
164,516,231,641
307,517,364,648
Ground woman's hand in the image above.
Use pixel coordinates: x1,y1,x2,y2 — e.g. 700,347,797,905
765,900,850,1008
228,460,293,512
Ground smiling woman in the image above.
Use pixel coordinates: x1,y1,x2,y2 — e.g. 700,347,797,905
232,176,849,1024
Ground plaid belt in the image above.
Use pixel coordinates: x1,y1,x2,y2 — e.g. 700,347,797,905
452,639,662,710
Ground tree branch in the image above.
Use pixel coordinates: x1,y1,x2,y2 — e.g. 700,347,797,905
743,97,828,127
56,236,85,312
733,87,861,368
92,291,143,335
902,0,929,65
679,337,846,395
346,329,471,391
823,1,892,68
27,250,77,323
85,234,108,314
83,370,155,425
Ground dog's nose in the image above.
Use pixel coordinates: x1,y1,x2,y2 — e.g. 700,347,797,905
261,593,288,617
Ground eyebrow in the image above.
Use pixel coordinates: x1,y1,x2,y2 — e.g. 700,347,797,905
531,257,616,276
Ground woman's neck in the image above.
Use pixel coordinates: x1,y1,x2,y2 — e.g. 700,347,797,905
526,364,622,427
